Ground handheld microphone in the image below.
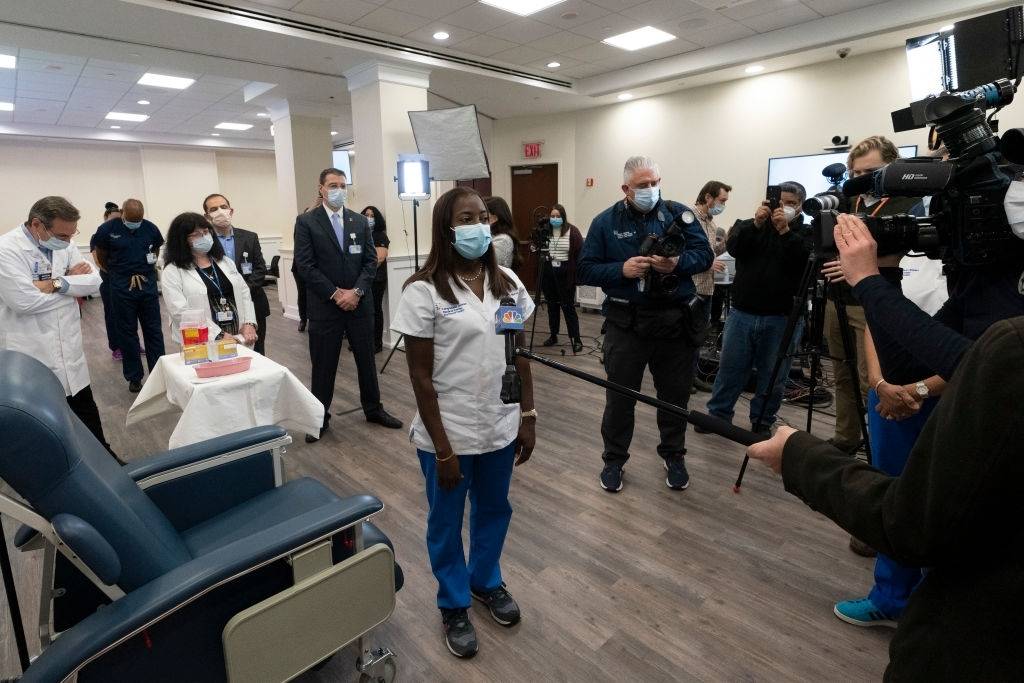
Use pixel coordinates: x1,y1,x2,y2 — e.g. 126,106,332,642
495,297,525,404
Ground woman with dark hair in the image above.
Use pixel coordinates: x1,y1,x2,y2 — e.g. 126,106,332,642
391,186,537,659
362,205,390,352
484,195,520,270
161,212,257,346
540,203,584,353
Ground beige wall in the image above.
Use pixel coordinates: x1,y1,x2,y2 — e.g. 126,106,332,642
492,47,1024,232
0,139,284,244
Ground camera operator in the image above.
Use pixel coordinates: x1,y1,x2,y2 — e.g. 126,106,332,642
745,216,1024,680
578,155,713,493
539,204,584,352
824,136,920,460
701,182,809,435
691,181,732,392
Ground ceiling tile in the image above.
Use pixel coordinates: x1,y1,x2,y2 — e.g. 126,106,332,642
384,0,475,20
14,110,60,125
485,18,561,44
15,88,72,102
81,65,145,83
440,3,517,33
526,31,595,54
739,3,819,32
529,0,612,28
353,7,433,35
489,45,555,67
0,112,13,124
404,23,476,46
678,18,756,47
0,72,14,88
625,0,706,24
72,78,134,94
562,62,613,77
526,55,583,72
17,49,87,65
58,112,105,126
452,34,519,57
13,58,84,78
802,0,885,15
569,14,644,41
290,0,378,24
562,41,623,62
246,0,303,8
721,0,806,21
587,0,648,9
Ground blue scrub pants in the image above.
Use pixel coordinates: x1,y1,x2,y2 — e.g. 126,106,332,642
866,389,938,617
113,291,165,383
418,442,516,610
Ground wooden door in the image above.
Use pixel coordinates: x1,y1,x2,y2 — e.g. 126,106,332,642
510,163,558,292
457,176,492,197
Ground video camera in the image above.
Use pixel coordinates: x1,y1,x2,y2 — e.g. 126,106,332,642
531,216,553,255
803,79,1024,266
637,210,693,296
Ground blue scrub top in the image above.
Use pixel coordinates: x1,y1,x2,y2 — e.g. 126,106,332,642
92,217,164,295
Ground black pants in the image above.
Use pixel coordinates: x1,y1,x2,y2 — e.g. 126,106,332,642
601,322,695,466
372,277,387,349
67,386,118,460
293,266,308,322
540,265,580,339
254,311,268,356
113,291,164,383
711,284,730,331
308,313,382,424
99,279,117,352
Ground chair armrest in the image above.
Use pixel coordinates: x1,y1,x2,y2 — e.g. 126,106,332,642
125,426,290,532
22,494,384,683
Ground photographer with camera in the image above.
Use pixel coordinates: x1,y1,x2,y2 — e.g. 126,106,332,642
538,204,584,352
746,214,1024,680
701,182,809,435
578,155,713,493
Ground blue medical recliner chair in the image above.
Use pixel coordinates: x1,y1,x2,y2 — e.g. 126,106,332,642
0,350,403,682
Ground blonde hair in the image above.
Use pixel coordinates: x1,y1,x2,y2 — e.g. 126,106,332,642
847,136,899,169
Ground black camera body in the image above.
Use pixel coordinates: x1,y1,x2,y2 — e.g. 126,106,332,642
637,210,694,296
531,217,553,256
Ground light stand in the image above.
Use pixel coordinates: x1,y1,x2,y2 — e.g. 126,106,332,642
381,154,430,375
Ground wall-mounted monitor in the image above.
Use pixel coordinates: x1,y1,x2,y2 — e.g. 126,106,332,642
768,146,918,201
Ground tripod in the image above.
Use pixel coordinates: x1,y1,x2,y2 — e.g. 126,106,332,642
732,249,872,492
528,247,582,356
380,198,421,375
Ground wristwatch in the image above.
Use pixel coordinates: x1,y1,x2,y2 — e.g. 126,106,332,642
915,381,930,399
354,287,364,297
51,278,62,294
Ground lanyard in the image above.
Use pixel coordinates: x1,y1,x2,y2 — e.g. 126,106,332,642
198,264,225,302
855,196,890,217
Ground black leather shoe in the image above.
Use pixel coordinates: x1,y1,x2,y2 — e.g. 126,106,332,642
366,410,402,429
297,320,307,332
542,335,558,347
572,338,584,353
128,380,142,393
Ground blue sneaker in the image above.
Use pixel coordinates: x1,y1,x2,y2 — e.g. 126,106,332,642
833,598,897,628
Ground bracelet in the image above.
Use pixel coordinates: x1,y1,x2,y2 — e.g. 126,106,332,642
520,408,538,421
873,379,886,392
435,451,456,463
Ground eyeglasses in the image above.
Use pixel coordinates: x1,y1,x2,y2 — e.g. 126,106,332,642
46,226,79,241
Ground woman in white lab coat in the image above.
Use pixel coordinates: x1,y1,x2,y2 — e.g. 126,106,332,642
391,186,536,659
0,196,120,460
160,212,258,346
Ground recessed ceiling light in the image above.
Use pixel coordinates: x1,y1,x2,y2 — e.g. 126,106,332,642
0,102,13,111
547,61,561,68
331,131,338,135
432,31,450,41
110,125,121,129
256,112,269,118
940,24,954,32
603,26,676,51
211,133,220,136
0,54,16,69
745,64,765,74
137,72,195,89
106,112,148,122
215,122,253,131
617,93,633,101
480,0,567,17
137,100,150,105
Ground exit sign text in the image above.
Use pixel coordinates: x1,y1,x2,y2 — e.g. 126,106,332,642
523,142,542,159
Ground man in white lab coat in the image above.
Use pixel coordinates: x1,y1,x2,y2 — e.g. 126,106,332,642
0,196,122,463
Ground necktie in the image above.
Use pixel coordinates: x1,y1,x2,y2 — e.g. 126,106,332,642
331,212,345,251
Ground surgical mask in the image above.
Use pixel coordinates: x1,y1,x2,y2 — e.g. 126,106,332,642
366,217,375,229
191,233,214,254
326,187,346,208
1004,179,1024,239
550,217,563,228
123,219,142,230
41,233,71,251
709,203,726,217
631,186,660,213
782,206,799,222
451,223,492,260
208,208,232,228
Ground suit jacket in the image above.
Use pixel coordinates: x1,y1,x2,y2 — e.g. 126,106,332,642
293,205,376,321
227,227,270,318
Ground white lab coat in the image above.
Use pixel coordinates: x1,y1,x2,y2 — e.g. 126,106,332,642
0,225,101,396
161,258,257,344
390,267,535,454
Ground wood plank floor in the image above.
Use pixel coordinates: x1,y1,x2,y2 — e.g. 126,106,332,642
0,289,891,681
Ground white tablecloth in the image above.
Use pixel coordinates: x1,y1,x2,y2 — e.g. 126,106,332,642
126,346,324,448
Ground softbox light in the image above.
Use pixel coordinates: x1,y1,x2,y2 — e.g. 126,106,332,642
408,104,490,181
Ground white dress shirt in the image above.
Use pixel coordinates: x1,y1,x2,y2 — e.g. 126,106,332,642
391,266,535,454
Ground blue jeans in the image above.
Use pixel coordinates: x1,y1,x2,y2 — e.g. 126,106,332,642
706,308,802,428
866,389,938,617
418,442,516,609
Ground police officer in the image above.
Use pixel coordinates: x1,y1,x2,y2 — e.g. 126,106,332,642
578,156,714,494
92,198,165,393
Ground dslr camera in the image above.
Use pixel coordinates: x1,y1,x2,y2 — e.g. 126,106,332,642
804,79,1024,266
530,216,553,257
637,210,695,296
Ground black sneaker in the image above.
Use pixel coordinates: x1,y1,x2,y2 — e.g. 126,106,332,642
600,464,623,492
440,608,478,658
471,584,521,626
128,380,142,393
664,454,690,490
542,335,558,347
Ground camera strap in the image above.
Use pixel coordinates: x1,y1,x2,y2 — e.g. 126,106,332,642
855,196,890,217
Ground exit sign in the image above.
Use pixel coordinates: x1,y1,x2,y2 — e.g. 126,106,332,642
523,141,542,159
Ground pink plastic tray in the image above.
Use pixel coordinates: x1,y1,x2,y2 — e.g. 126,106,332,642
193,356,252,378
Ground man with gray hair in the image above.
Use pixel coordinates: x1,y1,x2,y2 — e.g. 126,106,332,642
578,156,714,493
0,196,122,462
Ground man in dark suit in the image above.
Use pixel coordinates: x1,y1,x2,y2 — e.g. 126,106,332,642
294,168,402,443
203,193,271,355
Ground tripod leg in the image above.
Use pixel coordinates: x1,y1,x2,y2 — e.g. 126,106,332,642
379,334,403,374
833,300,873,465
529,259,546,353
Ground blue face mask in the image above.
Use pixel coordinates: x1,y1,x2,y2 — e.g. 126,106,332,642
451,223,492,260
631,186,660,213
550,217,564,228
326,187,347,208
123,219,142,230
191,233,214,254
41,234,71,251
709,203,725,217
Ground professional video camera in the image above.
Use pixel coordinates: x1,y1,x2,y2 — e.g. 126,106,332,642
530,215,553,255
637,210,694,296
807,79,1024,266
